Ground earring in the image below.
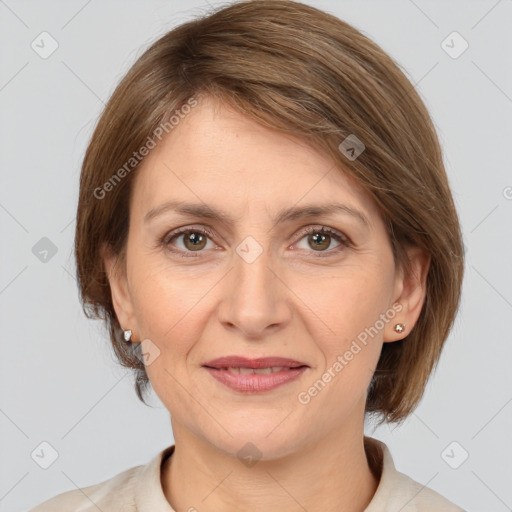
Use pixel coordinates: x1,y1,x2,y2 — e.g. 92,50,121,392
394,323,405,333
123,329,132,342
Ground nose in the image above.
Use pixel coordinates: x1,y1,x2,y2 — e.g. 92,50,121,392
217,243,292,339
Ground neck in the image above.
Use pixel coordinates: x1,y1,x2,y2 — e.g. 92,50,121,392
162,416,380,512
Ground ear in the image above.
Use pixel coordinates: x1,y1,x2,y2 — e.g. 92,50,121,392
384,245,431,343
101,243,139,342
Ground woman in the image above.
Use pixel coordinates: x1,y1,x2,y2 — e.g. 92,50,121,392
30,0,466,510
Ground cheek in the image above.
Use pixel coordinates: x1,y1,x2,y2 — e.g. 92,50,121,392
128,269,206,410
292,261,394,348
290,263,393,402
130,267,205,347
127,256,219,388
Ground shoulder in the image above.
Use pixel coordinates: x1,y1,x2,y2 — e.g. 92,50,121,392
395,470,467,511
364,436,466,512
28,464,142,512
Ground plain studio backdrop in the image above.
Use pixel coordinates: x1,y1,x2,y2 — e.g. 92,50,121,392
1,1,511,511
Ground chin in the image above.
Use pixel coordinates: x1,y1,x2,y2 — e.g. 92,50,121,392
201,421,305,463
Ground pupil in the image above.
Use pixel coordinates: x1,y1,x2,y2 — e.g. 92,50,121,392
311,232,329,249
189,233,203,245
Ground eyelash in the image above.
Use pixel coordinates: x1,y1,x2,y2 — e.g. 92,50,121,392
159,225,351,259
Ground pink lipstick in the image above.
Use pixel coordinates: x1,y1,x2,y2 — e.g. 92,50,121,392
202,356,309,393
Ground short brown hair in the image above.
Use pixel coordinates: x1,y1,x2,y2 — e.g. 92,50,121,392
75,0,465,423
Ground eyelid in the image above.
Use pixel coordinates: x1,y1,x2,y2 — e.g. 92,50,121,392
161,224,218,246
293,224,351,246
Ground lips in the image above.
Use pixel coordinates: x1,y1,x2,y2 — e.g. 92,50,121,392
202,356,309,393
203,356,308,370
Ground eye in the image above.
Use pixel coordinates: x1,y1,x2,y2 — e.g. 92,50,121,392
160,225,351,258
161,226,217,257
293,225,350,256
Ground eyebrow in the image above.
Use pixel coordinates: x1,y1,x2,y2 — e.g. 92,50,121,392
144,200,370,228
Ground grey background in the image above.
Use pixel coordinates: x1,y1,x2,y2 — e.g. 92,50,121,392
1,0,511,510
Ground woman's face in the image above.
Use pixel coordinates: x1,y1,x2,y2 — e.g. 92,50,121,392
105,96,427,459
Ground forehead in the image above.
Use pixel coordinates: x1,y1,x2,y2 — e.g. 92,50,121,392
130,97,380,226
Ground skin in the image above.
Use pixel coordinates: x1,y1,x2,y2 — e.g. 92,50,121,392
103,95,430,512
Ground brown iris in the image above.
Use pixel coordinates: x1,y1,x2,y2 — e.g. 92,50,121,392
308,232,331,251
183,232,207,251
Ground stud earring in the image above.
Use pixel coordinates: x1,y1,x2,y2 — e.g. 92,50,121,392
123,329,132,342
394,323,405,333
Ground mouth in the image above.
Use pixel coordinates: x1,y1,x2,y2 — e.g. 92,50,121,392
203,355,309,370
205,366,304,374
202,356,309,393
